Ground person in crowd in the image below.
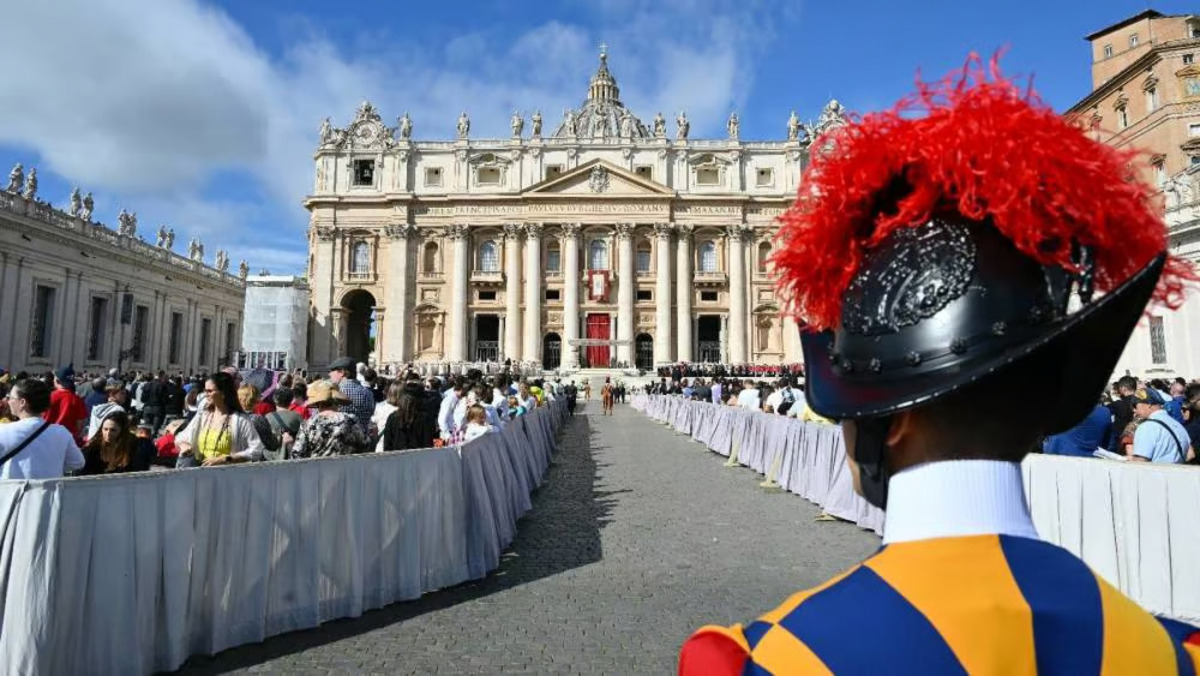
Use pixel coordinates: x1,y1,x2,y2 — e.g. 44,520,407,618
328,357,375,436
0,378,86,479
600,377,615,416
85,379,129,442
737,379,761,411
288,380,311,420
174,372,266,466
583,380,592,401
79,410,155,475
1130,387,1193,463
1105,376,1138,454
438,379,465,440
139,371,170,435
373,381,404,452
564,380,577,416
154,418,187,466
238,384,283,460
462,404,493,442
711,379,723,405
292,380,370,457
518,381,538,413
492,376,512,420
262,387,304,459
44,364,88,446
1042,399,1113,458
381,384,435,451
164,376,185,420
1167,381,1188,425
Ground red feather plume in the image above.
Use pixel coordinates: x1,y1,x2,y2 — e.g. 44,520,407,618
771,53,1196,331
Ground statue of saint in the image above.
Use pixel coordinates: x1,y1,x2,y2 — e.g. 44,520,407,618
676,111,690,141
456,111,470,139
128,211,137,237
319,117,333,145
563,108,576,136
117,209,131,236
787,110,802,141
165,228,175,249
6,163,21,193
239,260,249,280
531,110,543,137
156,225,168,247
727,111,739,140
398,112,412,139
619,109,633,138
69,187,82,217
81,192,94,221
22,168,37,200
216,250,229,272
511,111,524,137
653,112,666,138
188,239,199,260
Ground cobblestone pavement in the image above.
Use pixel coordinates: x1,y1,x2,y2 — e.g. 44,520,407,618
177,403,881,675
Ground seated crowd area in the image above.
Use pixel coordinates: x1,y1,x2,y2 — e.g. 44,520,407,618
0,358,578,481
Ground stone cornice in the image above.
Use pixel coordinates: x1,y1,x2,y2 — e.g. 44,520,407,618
1070,50,1163,113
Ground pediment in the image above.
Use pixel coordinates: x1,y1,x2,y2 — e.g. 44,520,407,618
524,159,673,197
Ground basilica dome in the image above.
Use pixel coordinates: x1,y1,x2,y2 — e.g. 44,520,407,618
552,48,653,140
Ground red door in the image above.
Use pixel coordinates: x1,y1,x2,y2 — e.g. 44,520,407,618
586,314,611,367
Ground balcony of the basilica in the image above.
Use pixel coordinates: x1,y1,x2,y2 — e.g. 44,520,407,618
693,270,728,286
470,270,505,286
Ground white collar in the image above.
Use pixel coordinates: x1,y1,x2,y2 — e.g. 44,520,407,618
882,460,1039,545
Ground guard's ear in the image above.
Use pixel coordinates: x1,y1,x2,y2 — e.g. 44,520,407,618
886,409,918,450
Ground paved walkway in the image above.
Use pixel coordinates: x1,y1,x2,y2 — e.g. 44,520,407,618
178,403,880,675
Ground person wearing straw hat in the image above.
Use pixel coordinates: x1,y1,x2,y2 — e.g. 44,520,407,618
679,56,1200,674
291,380,370,458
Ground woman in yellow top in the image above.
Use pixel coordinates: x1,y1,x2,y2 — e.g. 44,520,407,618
175,372,266,466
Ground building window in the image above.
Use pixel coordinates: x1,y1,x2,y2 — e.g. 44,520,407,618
636,241,652,272
1150,316,1167,364
87,296,109,361
1130,34,1139,48
478,240,500,272
700,291,718,302
546,241,561,272
1193,27,1200,39
477,167,501,185
635,166,653,180
225,322,236,366
1146,87,1158,112
696,167,720,186
1117,107,1129,129
479,290,497,301
1193,156,1200,167
699,241,718,272
1154,160,1167,187
758,242,772,273
132,305,149,363
636,289,652,301
1186,54,1195,65
756,168,774,187
353,159,375,186
425,167,443,186
589,239,609,270
1190,123,1200,138
30,284,56,358
545,289,561,301
423,242,440,272
545,165,564,180
200,318,212,366
350,241,370,273
169,312,183,364
1103,44,1113,58
1187,77,1200,98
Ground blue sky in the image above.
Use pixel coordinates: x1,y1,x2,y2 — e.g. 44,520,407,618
0,1,1188,275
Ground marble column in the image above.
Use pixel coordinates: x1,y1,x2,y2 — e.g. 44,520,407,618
383,224,415,365
727,224,748,363
447,224,469,361
653,222,674,365
562,223,582,369
616,222,636,366
675,225,694,362
523,223,543,363
503,223,523,362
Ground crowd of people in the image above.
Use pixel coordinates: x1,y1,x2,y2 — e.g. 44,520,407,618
647,376,825,422
655,362,805,380
0,357,579,480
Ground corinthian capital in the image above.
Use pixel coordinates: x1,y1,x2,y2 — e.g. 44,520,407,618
503,222,524,240
653,222,674,241
725,224,751,242
676,223,695,242
615,222,636,241
446,223,468,240
385,223,416,240
313,226,336,242
560,222,582,239
524,222,543,240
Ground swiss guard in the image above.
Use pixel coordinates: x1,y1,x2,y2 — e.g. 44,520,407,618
679,55,1200,675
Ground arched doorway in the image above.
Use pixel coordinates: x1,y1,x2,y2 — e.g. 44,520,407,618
635,333,654,371
543,332,562,370
341,289,376,365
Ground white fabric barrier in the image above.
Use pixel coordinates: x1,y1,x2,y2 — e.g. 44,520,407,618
0,399,568,675
633,394,1200,624
631,395,885,534
1022,454,1200,624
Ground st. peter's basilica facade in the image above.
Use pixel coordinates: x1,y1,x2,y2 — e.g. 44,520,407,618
305,49,844,371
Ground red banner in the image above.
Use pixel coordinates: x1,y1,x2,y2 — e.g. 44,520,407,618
588,270,610,303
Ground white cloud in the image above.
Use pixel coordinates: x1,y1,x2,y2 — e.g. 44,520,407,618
0,0,791,273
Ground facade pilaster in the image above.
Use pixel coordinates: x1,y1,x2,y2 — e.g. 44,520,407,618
503,223,523,362
561,223,581,369
447,223,470,362
616,222,636,366
653,222,674,365
675,225,694,362
727,224,749,363
383,224,415,365
523,223,543,363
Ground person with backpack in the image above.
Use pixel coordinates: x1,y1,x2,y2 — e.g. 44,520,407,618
264,388,303,459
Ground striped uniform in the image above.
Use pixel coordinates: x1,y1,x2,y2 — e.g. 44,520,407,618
680,534,1200,675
